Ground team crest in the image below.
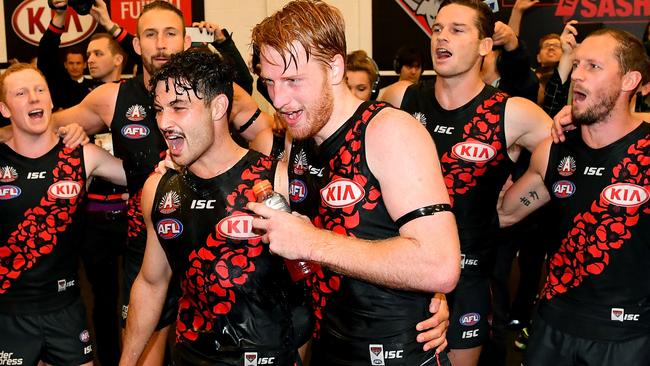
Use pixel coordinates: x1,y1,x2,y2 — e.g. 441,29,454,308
126,104,147,121
0,166,18,182
412,112,427,126
293,149,308,175
557,156,576,176
158,191,181,214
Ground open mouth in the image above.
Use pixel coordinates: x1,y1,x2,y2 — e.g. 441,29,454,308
572,89,587,103
280,110,303,125
164,131,185,154
28,109,44,119
435,48,452,60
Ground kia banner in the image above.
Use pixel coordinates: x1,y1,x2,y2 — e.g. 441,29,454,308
1,0,203,66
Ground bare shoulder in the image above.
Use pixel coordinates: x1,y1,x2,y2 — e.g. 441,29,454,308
378,81,413,107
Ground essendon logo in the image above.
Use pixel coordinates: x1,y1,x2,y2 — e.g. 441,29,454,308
156,218,183,239
452,141,497,163
460,312,481,326
126,104,147,121
601,183,649,207
243,351,276,366
557,156,576,177
48,181,81,199
611,307,640,322
216,214,260,240
320,179,365,208
121,124,150,139
289,179,308,203
552,180,576,198
0,166,18,182
158,191,180,214
369,344,385,366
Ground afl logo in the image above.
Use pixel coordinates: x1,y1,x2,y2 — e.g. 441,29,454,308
552,180,576,198
121,124,150,139
48,181,81,199
320,179,365,208
289,179,308,203
601,183,649,207
0,185,21,200
157,218,183,239
0,166,18,182
460,312,481,326
126,104,147,121
452,141,497,163
216,214,260,240
12,0,97,47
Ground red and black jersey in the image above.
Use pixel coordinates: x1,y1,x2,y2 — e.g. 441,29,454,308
0,141,86,312
288,102,436,365
539,122,650,341
401,82,512,261
111,75,167,254
151,151,297,364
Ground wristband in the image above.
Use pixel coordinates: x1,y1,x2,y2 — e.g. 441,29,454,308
109,24,120,37
395,204,452,228
238,108,261,133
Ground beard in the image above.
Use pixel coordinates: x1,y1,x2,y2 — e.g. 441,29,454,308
572,87,619,126
287,80,334,140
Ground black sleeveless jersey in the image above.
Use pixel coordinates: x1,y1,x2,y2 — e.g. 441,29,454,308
151,151,296,364
111,75,167,253
539,123,650,340
0,142,86,311
401,82,512,256
288,102,435,365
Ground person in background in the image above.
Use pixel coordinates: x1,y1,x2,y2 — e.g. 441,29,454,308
346,50,380,101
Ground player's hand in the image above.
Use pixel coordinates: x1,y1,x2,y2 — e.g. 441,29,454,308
90,0,113,29
57,123,89,148
561,20,579,53
50,0,68,12
416,293,450,353
247,202,318,260
551,105,575,143
154,150,180,175
493,21,518,51
513,0,538,12
192,21,226,43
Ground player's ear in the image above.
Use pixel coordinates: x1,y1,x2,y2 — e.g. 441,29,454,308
211,94,229,122
329,53,346,85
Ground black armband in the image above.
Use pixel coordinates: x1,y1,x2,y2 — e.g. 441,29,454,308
395,204,452,228
238,108,261,133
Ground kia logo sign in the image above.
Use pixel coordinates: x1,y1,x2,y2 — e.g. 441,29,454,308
320,179,365,208
216,214,260,240
48,181,81,199
452,141,497,163
12,0,97,47
601,183,649,207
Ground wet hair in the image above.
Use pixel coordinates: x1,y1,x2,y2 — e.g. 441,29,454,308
538,33,561,50
138,0,185,37
438,0,495,39
251,0,346,72
587,28,650,86
89,33,128,66
346,50,379,85
0,63,47,103
150,49,234,114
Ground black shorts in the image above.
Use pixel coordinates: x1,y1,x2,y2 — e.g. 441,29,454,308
524,313,650,366
122,247,178,330
0,298,93,365
446,275,490,349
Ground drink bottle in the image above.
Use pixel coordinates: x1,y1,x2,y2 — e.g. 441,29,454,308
253,180,321,281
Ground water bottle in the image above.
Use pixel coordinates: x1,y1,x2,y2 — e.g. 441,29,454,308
253,179,321,282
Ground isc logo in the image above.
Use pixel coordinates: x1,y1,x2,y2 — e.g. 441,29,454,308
191,199,216,209
460,254,478,269
368,344,404,365
601,183,649,207
611,308,640,322
48,181,81,199
320,179,365,208
460,312,481,326
244,352,275,366
0,185,21,200
552,180,576,198
216,214,260,240
289,179,308,203
157,218,183,239
452,141,497,163
27,171,46,179
433,125,454,135
121,124,150,139
583,166,604,176
462,329,479,339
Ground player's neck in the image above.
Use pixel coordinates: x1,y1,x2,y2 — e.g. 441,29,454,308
434,71,485,110
8,129,59,158
313,85,362,145
581,105,640,149
189,135,248,179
